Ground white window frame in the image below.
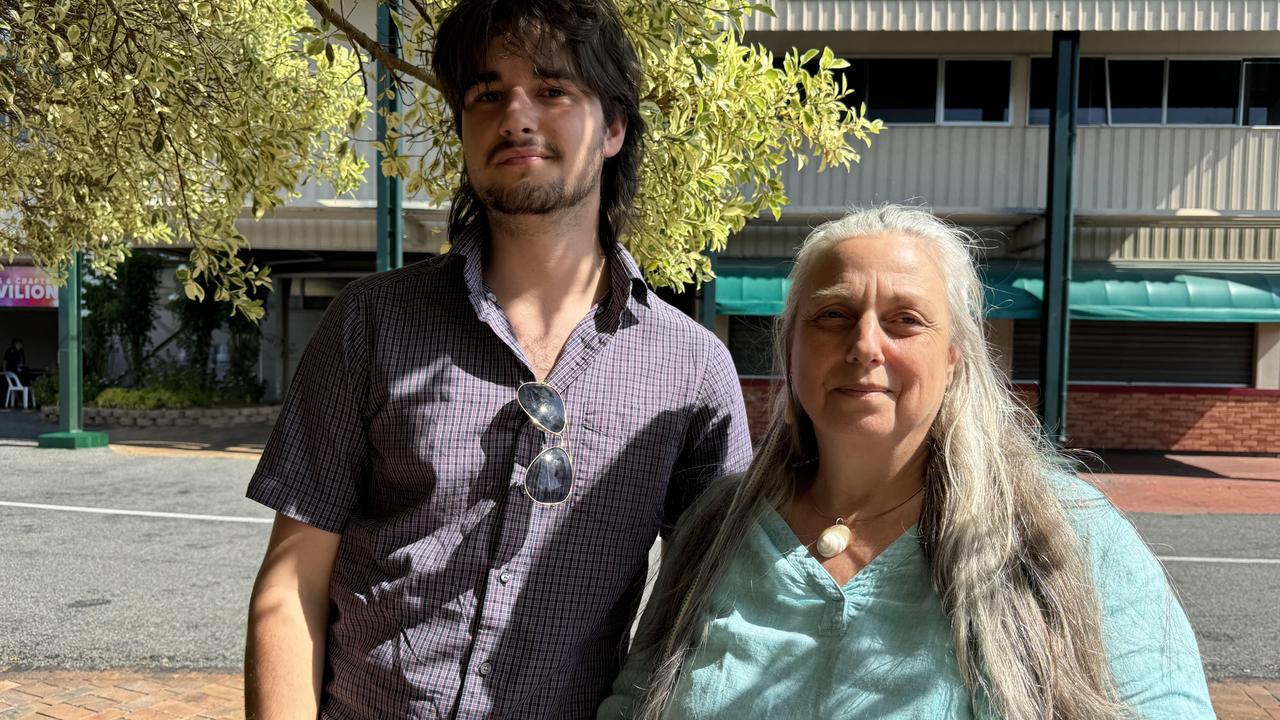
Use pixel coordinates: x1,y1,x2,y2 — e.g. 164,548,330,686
1026,55,1108,127
1105,56,1168,127
1026,55,1275,129
1243,58,1280,129
1164,57,1245,127
840,56,940,127
839,56,1014,127
939,57,1015,127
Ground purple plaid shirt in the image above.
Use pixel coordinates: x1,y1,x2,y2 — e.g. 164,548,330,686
247,235,751,719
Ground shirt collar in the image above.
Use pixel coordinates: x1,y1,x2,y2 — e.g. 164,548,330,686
451,230,649,322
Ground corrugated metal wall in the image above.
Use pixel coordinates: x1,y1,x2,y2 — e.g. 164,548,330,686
236,216,444,253
779,126,1280,212
724,223,1280,263
732,125,1280,262
748,1,1280,33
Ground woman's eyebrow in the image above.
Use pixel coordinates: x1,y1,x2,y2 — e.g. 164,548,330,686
808,284,934,305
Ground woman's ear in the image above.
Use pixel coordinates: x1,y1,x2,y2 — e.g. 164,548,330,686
946,345,960,388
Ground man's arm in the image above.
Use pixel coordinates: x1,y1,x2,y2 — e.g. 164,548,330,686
245,513,342,720
662,340,752,534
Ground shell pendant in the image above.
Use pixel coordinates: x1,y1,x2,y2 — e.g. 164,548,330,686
815,521,853,558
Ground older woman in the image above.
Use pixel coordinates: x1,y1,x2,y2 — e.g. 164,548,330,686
600,206,1212,719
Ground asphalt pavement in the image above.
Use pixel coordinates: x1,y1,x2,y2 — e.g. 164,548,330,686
1131,512,1280,679
0,442,269,671
1,408,1278,689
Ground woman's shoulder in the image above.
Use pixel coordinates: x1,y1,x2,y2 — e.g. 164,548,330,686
1047,471,1214,716
1045,472,1149,566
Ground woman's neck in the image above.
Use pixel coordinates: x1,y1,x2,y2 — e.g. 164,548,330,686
805,439,929,521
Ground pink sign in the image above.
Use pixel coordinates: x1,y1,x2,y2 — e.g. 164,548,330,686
0,266,59,308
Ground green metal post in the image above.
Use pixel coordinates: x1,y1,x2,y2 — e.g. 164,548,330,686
38,252,108,449
701,254,718,332
375,0,404,273
1038,31,1080,445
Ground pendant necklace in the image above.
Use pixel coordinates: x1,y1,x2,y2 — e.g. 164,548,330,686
805,485,926,558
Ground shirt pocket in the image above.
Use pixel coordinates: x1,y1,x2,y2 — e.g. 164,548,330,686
566,412,669,541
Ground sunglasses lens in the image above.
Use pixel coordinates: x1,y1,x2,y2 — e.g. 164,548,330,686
526,446,573,504
517,383,566,434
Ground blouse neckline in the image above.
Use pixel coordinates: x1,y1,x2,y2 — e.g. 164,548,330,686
757,504,925,602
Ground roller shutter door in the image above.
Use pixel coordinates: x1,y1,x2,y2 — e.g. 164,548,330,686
1012,321,1254,385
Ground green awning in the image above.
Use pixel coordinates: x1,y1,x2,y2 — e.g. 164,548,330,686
984,263,1280,321
715,258,1280,322
713,260,794,316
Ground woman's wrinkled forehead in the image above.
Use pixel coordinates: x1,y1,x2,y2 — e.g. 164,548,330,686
791,233,950,305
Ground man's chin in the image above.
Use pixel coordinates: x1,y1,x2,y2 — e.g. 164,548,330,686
480,183,595,217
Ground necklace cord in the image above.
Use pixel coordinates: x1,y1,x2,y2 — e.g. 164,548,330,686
803,484,925,526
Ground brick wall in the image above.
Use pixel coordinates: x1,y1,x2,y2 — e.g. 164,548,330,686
740,378,778,440
741,378,1280,454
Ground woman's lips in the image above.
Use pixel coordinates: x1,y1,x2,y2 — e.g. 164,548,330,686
834,384,891,396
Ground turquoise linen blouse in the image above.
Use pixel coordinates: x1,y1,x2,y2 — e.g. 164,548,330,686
599,479,1214,719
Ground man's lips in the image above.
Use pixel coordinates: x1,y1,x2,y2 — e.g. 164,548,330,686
491,147,553,165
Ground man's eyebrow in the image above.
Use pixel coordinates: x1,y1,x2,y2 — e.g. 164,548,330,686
464,64,574,92
532,63,572,81
465,70,501,90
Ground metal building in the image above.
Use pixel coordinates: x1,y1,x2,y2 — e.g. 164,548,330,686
709,0,1280,452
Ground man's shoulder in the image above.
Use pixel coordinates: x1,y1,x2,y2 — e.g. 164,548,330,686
634,291,736,369
335,254,461,306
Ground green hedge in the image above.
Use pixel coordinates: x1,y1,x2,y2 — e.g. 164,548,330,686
94,387,198,409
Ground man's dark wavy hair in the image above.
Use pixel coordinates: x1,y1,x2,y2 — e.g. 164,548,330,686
431,0,646,251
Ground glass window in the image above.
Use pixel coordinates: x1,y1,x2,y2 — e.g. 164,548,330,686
843,58,939,124
1166,60,1241,124
1028,57,1107,125
943,60,1011,123
1108,60,1165,124
1245,59,1280,126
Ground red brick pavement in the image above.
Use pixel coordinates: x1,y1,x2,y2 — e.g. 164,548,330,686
0,672,242,719
1085,452,1280,515
0,671,1275,718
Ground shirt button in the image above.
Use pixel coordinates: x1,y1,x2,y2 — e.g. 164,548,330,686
478,661,492,677
499,571,512,584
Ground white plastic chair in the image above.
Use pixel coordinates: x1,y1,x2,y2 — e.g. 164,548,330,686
3,371,31,409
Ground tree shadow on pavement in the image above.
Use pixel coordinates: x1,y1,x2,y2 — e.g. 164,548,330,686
1081,450,1280,482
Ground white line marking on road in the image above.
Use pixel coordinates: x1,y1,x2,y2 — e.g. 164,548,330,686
0,502,1275,560
1158,555,1280,565
0,500,272,524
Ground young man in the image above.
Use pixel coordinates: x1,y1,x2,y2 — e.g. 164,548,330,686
243,1,752,718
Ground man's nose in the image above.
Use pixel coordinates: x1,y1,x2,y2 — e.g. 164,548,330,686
499,88,537,137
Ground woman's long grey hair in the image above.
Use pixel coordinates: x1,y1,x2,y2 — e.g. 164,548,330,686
629,205,1124,719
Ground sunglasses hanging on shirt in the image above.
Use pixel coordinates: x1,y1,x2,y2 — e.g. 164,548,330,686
516,382,575,505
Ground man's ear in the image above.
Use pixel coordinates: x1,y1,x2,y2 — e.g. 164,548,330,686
603,112,626,159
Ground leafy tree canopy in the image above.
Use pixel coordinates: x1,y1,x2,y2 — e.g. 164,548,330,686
318,0,882,289
0,0,369,319
1,0,880,319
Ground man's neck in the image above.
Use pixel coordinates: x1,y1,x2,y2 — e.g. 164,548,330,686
482,200,609,310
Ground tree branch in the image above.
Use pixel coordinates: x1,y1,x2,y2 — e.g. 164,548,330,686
305,0,439,90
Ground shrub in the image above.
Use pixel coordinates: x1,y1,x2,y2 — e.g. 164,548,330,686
32,374,58,408
93,387,196,410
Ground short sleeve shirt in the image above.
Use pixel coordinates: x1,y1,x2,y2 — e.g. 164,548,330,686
247,237,752,720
